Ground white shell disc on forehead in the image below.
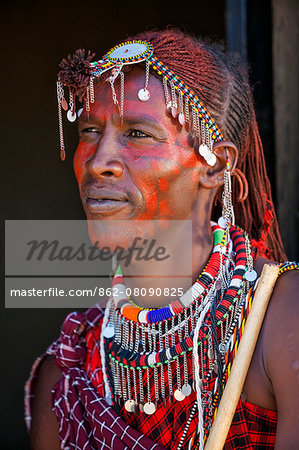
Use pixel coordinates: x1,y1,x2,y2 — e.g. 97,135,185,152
106,41,151,63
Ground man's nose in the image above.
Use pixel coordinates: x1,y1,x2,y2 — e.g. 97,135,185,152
85,133,124,178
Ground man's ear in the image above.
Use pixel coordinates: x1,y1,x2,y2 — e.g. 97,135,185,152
198,141,238,189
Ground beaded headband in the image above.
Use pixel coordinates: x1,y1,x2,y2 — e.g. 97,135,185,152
56,39,224,163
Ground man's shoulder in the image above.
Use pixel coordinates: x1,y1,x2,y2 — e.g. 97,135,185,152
254,257,299,311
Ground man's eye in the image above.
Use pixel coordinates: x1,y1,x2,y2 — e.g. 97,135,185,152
80,127,101,134
128,130,150,138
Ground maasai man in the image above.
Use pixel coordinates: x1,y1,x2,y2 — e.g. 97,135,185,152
25,29,299,449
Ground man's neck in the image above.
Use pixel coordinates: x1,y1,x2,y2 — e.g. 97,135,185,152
119,216,214,308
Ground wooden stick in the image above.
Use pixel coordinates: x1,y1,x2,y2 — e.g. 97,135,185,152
204,264,279,450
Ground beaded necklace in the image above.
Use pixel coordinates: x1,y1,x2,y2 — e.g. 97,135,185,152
101,223,257,446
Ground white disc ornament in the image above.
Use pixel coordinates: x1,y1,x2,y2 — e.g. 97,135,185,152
174,389,185,401
103,323,115,338
181,383,192,397
218,216,227,229
67,110,77,122
138,88,150,101
171,106,178,118
199,144,209,158
245,269,257,282
207,152,217,166
178,112,185,125
125,399,137,413
77,107,83,117
166,101,172,112
144,401,156,415
138,309,148,323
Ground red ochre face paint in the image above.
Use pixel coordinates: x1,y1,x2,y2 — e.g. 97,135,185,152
158,178,169,192
74,67,205,246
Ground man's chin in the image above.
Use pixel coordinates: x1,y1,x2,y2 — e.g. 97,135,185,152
86,219,156,252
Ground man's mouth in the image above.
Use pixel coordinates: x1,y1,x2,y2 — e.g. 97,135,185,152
83,188,129,215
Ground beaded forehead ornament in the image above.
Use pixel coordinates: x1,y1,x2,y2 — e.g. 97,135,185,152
56,40,224,164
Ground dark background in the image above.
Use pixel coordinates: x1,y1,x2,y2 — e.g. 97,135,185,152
1,1,297,448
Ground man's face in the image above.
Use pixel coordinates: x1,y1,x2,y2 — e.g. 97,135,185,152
74,67,204,248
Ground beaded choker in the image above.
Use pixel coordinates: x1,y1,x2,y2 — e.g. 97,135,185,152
100,223,257,445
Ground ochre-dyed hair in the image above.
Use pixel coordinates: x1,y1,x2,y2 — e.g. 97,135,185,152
126,28,286,262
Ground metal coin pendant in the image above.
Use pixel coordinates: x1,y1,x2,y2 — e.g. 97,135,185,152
181,383,192,397
207,153,217,166
171,106,178,118
61,98,68,111
60,148,66,161
174,389,186,401
139,403,144,413
103,324,115,338
178,112,185,125
143,401,156,415
218,216,227,229
125,399,137,413
245,269,258,282
199,144,209,157
138,88,150,101
67,110,77,122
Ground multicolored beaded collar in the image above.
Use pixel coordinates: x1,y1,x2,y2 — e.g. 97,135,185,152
101,224,257,426
56,40,224,163
110,223,227,324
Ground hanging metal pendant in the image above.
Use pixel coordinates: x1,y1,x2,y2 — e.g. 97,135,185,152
245,269,257,282
61,97,68,111
60,148,66,161
67,110,77,122
181,383,192,397
166,101,172,113
144,401,156,415
207,347,214,361
174,389,186,401
103,323,115,338
178,112,185,125
218,216,227,229
125,399,137,413
138,88,150,101
171,106,178,118
139,403,144,413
